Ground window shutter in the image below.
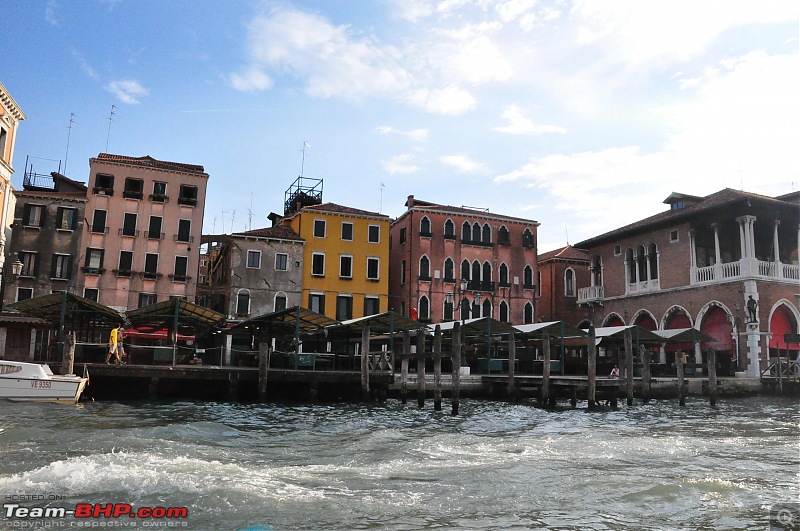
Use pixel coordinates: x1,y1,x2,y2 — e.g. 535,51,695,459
51,255,58,278
22,204,30,225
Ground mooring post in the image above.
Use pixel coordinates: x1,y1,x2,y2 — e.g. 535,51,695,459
452,321,461,415
776,352,783,393
641,344,651,403
401,330,410,404
542,331,551,407
309,380,319,402
361,324,371,401
61,331,76,375
258,343,269,402
707,348,717,407
417,328,427,408
433,325,442,411
676,351,686,406
507,330,517,401
624,328,634,406
587,325,597,409
228,372,239,401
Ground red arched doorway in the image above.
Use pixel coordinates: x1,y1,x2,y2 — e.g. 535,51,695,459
605,314,624,327
634,313,657,330
769,305,799,357
699,305,735,376
664,310,693,353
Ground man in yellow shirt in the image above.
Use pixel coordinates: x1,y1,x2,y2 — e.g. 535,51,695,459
105,325,126,365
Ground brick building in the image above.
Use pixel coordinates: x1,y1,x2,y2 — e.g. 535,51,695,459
536,245,589,325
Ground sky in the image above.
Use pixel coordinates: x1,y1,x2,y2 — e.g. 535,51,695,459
4,0,799,252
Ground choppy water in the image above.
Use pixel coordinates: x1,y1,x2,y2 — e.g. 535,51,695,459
0,397,798,530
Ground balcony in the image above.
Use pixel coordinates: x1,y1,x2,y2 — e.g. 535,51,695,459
692,258,799,285
467,280,495,292
123,190,143,200
577,285,604,304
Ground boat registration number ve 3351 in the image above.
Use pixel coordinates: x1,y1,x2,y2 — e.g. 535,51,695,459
31,380,52,388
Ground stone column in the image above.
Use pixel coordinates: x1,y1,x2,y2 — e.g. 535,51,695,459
773,220,781,277
688,229,698,282
712,223,722,278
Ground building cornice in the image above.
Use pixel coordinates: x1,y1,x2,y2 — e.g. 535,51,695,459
0,82,26,121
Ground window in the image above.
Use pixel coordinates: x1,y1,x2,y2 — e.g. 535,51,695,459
340,255,353,278
138,292,157,307
368,225,380,243
419,255,431,281
498,226,510,245
274,293,288,312
420,217,431,237
482,300,491,319
341,222,353,241
309,293,325,314
0,127,6,157
670,230,679,243
148,216,163,239
444,298,454,321
144,253,159,279
178,184,198,206
523,229,535,248
473,223,481,243
565,268,575,297
614,245,622,256
500,263,509,287
18,252,37,277
461,259,470,282
524,302,534,324
275,253,288,271
123,178,144,199
84,248,104,274
364,297,380,316
418,296,430,321
314,219,326,238
444,219,455,239
462,221,471,242
17,288,33,301
173,256,188,281
91,210,107,233
117,251,133,277
23,204,44,227
311,252,325,276
400,260,406,284
336,295,353,320
499,301,509,323
399,227,406,244
443,258,454,282
84,288,99,302
523,265,534,289
151,181,167,202
367,257,379,280
177,219,191,242
247,250,261,269
57,207,76,230
122,213,137,237
648,243,659,280
482,224,491,244
94,173,114,195
52,254,71,279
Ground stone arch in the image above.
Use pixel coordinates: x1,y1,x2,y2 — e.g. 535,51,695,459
697,301,735,373
603,312,625,327
767,300,800,353
632,309,657,330
660,305,694,329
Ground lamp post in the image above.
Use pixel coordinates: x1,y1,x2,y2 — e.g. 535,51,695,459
0,259,24,313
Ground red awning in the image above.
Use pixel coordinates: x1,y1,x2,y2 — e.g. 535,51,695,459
769,307,799,351
125,328,196,341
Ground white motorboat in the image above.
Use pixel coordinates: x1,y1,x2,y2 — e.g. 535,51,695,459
0,360,88,403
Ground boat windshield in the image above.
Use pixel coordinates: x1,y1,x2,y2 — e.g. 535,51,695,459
0,364,23,375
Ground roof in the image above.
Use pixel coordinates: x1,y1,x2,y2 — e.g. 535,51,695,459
538,245,589,263
126,299,226,332
14,190,87,202
397,196,540,226
92,153,207,176
515,321,588,339
653,327,718,343
0,313,50,326
576,188,797,248
588,325,665,343
326,312,422,336
432,317,518,336
0,81,26,120
234,225,304,241
10,292,124,325
294,202,390,220
227,306,338,337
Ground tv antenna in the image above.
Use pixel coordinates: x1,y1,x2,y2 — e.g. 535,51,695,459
64,113,77,175
300,141,310,177
248,192,254,231
105,104,117,152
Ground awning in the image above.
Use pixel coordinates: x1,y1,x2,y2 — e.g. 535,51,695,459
125,327,196,341
126,299,226,333
653,328,718,344
10,292,124,325
515,321,588,340
326,311,421,336
432,317,518,337
227,306,338,337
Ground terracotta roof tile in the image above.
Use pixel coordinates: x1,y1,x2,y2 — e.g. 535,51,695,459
301,202,390,219
93,153,206,175
538,245,589,262
235,225,303,241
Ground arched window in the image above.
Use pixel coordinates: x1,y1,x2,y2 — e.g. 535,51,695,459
472,298,481,318
420,216,431,237
419,255,430,280
472,261,481,288
499,301,509,322
626,248,636,284
482,223,491,244
648,242,658,280
482,261,492,289
524,265,533,289
443,297,454,321
498,226,510,245
460,297,471,320
473,222,481,243
461,259,470,281
444,219,455,239
499,263,509,286
523,229,535,248
524,302,534,324
444,258,454,282
236,289,251,317
565,268,575,297
637,244,647,283
482,299,491,318
591,254,602,286
274,292,288,311
536,270,542,296
462,221,471,242
419,296,430,321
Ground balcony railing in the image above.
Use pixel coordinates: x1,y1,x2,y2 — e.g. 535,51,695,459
692,258,799,285
577,285,604,304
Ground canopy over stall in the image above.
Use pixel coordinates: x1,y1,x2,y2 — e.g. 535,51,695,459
515,321,588,339
326,312,422,337
227,306,338,353
652,327,718,344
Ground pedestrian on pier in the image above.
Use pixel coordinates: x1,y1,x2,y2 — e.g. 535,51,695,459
609,365,619,379
105,325,126,365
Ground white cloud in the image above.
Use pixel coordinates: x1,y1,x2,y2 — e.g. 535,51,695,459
382,154,421,174
440,154,488,173
71,49,99,81
45,0,58,26
407,85,476,114
230,66,273,92
394,0,434,22
494,105,567,134
105,80,149,104
376,126,429,141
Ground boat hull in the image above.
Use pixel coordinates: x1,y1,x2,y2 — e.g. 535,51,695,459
0,376,87,403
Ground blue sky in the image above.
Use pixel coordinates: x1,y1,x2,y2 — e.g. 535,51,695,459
5,0,798,251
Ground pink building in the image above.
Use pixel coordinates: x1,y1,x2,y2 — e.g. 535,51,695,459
77,154,208,311
389,196,540,324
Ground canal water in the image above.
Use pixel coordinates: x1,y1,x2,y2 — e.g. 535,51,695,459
0,397,798,530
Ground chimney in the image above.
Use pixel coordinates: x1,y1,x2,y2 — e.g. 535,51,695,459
406,195,415,209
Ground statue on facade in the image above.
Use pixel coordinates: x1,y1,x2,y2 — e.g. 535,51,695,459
746,295,758,323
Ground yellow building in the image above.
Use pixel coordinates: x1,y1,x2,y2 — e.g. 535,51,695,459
0,82,26,271
283,202,391,320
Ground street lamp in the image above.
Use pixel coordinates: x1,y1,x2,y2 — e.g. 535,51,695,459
0,259,24,313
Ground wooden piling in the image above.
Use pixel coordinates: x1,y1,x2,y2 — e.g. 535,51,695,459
401,331,410,404
258,343,270,402
587,325,597,409
507,331,517,401
149,377,159,400
417,328,426,408
309,380,319,402
62,331,76,375
433,325,442,411
361,324,370,400
624,329,634,406
676,351,686,406
707,348,717,407
542,331,551,407
776,352,783,393
228,372,239,401
640,344,651,403
451,321,461,416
